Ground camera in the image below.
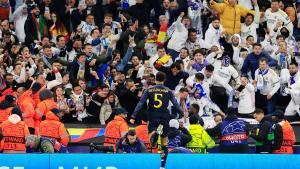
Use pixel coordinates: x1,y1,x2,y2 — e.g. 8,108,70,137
89,143,114,153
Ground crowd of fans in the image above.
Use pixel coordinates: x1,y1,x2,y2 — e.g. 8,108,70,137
0,0,299,156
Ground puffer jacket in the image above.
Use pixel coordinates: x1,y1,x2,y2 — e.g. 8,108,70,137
99,96,121,125
210,0,255,35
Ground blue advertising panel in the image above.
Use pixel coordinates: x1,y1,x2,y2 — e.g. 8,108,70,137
166,154,300,169
1,154,300,169
0,154,49,169
50,154,161,169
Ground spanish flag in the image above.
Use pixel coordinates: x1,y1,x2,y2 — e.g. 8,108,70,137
156,23,168,45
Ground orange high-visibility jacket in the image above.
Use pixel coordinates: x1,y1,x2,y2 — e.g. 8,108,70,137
104,116,129,147
17,90,36,128
273,120,295,154
34,99,58,133
0,115,30,151
39,111,69,146
0,107,13,123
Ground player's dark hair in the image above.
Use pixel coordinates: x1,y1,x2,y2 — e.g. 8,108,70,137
156,71,166,82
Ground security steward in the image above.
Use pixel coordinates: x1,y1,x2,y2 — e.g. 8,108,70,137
0,107,30,153
104,108,129,151
35,89,58,134
208,107,251,153
251,109,282,153
39,108,69,153
136,120,158,153
272,110,295,154
0,95,16,123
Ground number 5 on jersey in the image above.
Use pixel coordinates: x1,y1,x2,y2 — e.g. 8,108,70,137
154,94,163,108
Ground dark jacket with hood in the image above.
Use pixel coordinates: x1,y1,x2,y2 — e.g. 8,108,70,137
208,114,251,153
168,127,192,147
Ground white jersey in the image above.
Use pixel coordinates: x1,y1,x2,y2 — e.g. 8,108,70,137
236,83,255,114
186,71,233,97
190,97,221,117
265,9,293,37
254,68,280,96
285,81,300,116
167,16,188,52
240,5,260,43
215,65,240,86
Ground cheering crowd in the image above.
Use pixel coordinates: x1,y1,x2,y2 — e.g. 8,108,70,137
0,0,299,157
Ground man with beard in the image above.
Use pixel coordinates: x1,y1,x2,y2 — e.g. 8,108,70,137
186,28,209,56
67,39,82,63
280,62,300,116
24,4,49,46
205,17,224,47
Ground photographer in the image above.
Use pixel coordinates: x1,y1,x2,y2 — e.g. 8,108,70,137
116,129,148,153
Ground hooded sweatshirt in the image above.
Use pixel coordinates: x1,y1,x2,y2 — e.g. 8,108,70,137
205,23,224,47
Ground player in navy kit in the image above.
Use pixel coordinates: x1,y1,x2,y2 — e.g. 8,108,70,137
130,71,183,169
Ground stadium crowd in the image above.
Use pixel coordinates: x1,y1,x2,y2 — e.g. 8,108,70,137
0,0,299,160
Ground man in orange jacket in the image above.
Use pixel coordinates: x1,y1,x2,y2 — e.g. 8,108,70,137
104,108,129,150
0,87,14,103
0,95,16,123
39,108,69,153
136,120,158,153
0,107,30,153
17,83,42,134
272,110,295,154
34,89,58,134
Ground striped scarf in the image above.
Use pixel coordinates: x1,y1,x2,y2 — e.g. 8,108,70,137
33,14,48,39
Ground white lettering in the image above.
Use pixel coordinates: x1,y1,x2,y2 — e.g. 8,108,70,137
0,167,24,169
106,167,117,169
0,167,9,169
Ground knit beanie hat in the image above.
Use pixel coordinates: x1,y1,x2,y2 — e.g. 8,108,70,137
169,119,179,129
31,82,42,94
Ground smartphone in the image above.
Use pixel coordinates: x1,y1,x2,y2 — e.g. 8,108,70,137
114,28,118,35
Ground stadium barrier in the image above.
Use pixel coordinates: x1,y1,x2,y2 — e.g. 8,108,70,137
0,154,300,169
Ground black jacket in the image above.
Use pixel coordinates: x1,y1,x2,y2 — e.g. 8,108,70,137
128,3,150,26
168,127,192,147
118,87,140,120
69,61,92,84
154,65,189,90
250,116,275,153
208,114,251,153
24,14,50,46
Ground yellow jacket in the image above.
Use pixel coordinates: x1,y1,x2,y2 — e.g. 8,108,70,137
210,0,255,35
187,124,215,153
